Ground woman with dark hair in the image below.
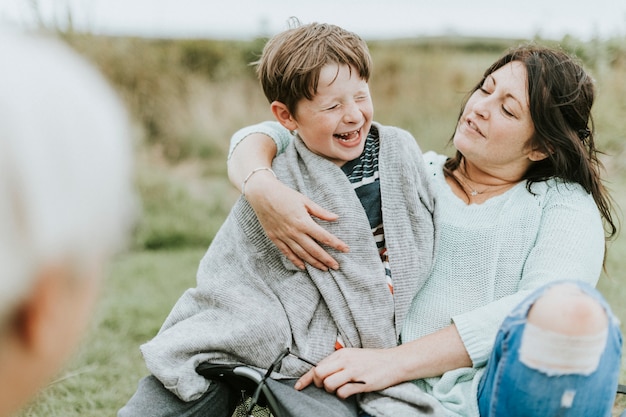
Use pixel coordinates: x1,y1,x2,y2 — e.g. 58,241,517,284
444,46,613,228
227,44,622,416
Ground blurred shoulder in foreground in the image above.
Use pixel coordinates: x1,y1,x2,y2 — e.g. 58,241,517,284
0,26,137,417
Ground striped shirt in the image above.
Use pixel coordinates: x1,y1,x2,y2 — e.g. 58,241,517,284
335,129,393,348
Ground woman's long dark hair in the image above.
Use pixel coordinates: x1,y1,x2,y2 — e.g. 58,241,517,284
444,44,617,241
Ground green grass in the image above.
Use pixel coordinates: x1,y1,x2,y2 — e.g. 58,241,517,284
16,177,626,416
18,249,206,417
16,239,626,417
598,178,626,415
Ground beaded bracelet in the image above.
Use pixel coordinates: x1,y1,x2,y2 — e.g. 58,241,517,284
241,167,277,197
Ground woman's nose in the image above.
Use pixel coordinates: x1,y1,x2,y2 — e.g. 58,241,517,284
472,96,490,119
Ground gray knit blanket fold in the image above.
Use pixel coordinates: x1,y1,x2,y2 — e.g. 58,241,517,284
140,123,443,416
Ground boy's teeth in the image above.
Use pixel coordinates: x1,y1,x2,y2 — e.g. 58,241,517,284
335,130,358,140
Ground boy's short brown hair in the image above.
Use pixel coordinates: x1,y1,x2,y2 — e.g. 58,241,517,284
256,19,372,115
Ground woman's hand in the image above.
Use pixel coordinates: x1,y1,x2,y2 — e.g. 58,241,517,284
244,173,349,271
294,325,473,398
294,348,403,399
228,132,349,270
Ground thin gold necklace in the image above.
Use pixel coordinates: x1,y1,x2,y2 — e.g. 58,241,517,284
453,171,482,196
453,168,513,197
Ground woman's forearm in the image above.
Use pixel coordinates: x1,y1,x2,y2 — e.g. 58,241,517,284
226,130,347,270
393,324,472,382
296,324,473,398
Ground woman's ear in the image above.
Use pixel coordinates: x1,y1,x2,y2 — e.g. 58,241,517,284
270,101,298,131
528,148,550,162
528,141,552,162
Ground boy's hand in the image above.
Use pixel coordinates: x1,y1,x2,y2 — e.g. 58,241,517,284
244,175,349,270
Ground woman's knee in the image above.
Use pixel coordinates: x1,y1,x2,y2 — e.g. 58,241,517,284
520,282,609,376
527,282,608,335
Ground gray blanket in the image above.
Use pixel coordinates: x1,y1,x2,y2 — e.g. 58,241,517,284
140,123,444,416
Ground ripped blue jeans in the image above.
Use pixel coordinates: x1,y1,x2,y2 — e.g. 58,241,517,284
477,281,623,417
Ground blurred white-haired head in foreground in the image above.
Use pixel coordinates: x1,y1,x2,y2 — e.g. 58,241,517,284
0,27,135,416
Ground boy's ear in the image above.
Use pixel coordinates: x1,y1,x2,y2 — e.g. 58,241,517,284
270,101,298,131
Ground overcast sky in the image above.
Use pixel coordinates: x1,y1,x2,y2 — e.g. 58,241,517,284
1,0,625,40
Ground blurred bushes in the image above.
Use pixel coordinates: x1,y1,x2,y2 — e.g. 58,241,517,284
179,38,266,80
64,33,626,161
64,35,269,249
65,35,270,162
133,163,237,250
59,33,626,250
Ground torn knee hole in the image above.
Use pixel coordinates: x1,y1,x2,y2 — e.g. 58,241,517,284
519,322,608,376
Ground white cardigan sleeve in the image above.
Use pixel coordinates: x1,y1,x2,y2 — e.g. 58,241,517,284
228,121,293,159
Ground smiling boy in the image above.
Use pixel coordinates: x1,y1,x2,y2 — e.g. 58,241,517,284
120,20,441,417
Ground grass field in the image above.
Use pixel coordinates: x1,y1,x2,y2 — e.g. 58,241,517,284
17,244,626,416
14,34,626,416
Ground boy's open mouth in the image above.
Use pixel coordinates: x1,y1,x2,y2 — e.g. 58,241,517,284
334,129,360,141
